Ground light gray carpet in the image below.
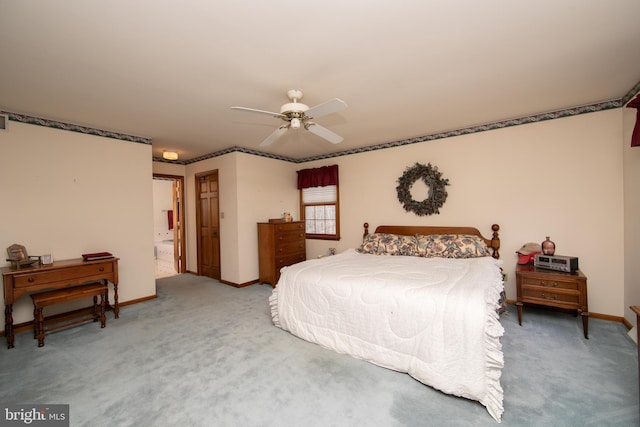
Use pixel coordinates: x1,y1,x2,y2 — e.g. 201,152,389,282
0,274,637,426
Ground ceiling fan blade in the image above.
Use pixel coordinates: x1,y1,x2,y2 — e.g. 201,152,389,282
231,106,285,119
260,125,289,147
304,98,348,119
306,122,343,144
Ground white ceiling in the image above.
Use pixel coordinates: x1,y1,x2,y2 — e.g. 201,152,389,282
1,1,639,162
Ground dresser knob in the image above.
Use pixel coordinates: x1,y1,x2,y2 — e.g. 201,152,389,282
99,267,104,272
28,277,35,283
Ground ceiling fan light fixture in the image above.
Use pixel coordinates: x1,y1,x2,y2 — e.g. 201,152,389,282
231,89,347,146
162,151,178,161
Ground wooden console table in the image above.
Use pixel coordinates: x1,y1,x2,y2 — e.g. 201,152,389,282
2,257,119,348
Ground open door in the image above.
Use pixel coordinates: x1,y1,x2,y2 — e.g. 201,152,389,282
153,174,186,275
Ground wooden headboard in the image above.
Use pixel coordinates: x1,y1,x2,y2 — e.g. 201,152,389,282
363,222,501,259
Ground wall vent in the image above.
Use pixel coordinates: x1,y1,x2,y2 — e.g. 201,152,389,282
0,114,7,131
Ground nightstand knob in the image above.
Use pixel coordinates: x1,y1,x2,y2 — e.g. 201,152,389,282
552,282,558,287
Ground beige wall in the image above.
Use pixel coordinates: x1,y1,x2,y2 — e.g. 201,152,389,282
2,107,629,335
304,109,625,316
155,108,630,318
1,121,156,329
623,107,640,326
179,152,298,285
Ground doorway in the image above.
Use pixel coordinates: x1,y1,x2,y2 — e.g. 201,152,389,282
195,170,221,280
153,174,186,278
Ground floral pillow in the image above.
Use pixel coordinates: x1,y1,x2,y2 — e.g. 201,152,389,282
415,234,490,258
357,233,417,256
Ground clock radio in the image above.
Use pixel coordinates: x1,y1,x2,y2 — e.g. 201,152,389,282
534,254,579,273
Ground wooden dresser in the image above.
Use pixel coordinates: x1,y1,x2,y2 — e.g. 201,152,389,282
258,221,306,287
516,264,588,338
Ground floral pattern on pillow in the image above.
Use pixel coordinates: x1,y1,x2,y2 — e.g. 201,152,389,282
357,233,381,254
357,233,417,256
415,234,490,258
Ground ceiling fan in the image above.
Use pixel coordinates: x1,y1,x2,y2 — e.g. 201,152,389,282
231,89,348,147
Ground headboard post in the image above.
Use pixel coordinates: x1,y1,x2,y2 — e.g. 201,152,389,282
363,222,369,241
491,224,500,259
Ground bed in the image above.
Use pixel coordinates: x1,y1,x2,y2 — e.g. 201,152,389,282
269,223,505,422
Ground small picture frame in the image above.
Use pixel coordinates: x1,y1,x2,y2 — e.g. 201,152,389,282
41,254,53,265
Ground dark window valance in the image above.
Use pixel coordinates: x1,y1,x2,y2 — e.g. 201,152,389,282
297,165,339,189
627,94,640,148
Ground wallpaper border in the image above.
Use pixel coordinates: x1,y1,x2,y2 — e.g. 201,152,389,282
0,111,151,145
165,98,624,165
0,92,633,166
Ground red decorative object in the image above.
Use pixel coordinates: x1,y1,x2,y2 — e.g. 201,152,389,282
541,237,556,255
627,94,640,148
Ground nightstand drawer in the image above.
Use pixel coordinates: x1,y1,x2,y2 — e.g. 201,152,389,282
520,276,578,290
521,287,580,305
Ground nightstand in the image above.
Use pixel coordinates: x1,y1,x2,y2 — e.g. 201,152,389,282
516,264,589,338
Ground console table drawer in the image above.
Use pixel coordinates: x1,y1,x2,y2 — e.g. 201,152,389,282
13,263,114,288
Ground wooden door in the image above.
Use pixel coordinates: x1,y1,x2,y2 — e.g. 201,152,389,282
171,179,185,273
196,171,221,280
153,173,186,275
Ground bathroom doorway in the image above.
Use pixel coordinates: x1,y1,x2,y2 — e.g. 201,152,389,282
153,174,186,278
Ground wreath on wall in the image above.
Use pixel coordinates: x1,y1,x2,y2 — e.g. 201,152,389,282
396,162,449,216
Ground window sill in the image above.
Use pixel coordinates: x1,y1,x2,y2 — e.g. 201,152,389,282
305,234,341,241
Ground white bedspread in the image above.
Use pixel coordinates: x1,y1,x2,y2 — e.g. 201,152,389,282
269,249,505,422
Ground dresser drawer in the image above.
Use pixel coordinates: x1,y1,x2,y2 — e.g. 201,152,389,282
276,241,305,255
276,253,306,269
275,230,305,244
520,276,578,290
274,222,305,233
13,263,114,288
521,287,580,305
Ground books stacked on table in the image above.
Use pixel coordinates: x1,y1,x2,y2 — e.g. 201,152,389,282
82,252,114,261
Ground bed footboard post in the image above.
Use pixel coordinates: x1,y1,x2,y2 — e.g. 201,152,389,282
491,224,500,259
363,222,369,241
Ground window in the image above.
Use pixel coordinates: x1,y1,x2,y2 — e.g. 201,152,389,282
298,165,340,240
